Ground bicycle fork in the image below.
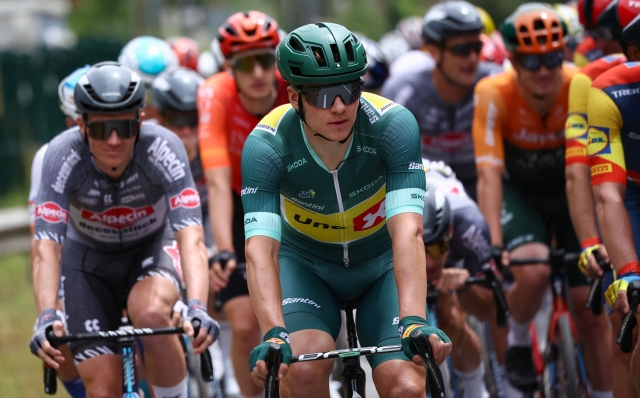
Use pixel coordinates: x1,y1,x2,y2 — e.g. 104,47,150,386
120,334,141,398
341,303,367,398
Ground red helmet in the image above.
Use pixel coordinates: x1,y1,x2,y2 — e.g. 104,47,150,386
617,0,640,30
218,11,280,59
168,37,200,71
480,32,508,65
578,0,615,29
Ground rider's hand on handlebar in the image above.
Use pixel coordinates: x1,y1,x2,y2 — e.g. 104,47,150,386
184,299,220,354
433,268,470,292
249,327,291,387
578,243,609,278
606,271,640,315
29,308,65,368
399,316,451,366
208,250,237,293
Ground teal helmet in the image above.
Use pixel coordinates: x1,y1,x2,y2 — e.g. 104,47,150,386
277,22,368,87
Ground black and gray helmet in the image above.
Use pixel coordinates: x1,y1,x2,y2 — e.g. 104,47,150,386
151,67,204,113
423,184,453,245
422,1,484,44
74,62,145,115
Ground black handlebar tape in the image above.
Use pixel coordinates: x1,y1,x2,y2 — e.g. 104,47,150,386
491,280,510,327
409,330,445,398
586,276,603,315
43,327,59,395
192,319,214,381
265,343,282,398
213,251,235,311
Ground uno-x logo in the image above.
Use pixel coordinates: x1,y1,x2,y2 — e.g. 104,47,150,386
353,198,386,231
36,202,69,224
81,205,154,229
170,188,200,210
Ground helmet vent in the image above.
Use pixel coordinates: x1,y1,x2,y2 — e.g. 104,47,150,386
289,66,302,76
83,85,103,102
125,82,137,97
345,41,355,63
311,46,328,67
289,37,305,52
225,26,238,37
519,26,533,46
330,44,341,63
245,28,256,36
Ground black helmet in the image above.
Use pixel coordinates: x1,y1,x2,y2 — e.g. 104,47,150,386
597,0,622,41
423,184,453,245
74,62,145,115
422,1,484,44
151,67,204,113
355,34,390,90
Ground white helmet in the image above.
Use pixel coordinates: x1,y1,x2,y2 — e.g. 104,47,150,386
58,65,91,121
119,36,179,86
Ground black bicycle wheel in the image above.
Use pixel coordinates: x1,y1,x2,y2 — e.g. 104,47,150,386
554,316,584,398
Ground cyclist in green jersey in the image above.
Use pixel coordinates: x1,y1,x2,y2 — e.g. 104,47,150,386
241,23,452,397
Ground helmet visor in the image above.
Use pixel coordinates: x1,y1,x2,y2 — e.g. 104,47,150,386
86,119,140,140
297,79,363,109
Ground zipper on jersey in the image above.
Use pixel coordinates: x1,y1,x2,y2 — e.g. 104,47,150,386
331,170,349,267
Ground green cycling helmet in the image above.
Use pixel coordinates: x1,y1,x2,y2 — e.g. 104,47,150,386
277,22,368,87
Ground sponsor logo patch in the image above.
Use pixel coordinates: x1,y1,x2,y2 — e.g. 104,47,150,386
51,149,81,194
170,188,200,209
587,127,610,155
353,198,385,232
80,205,155,229
147,137,186,181
36,202,69,223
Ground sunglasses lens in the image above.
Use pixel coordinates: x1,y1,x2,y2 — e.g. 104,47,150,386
519,51,563,71
165,112,198,128
234,53,276,72
449,41,483,56
425,240,450,258
87,120,139,140
544,51,564,69
303,81,362,109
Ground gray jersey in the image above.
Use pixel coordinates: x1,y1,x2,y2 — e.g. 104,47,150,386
34,122,203,250
423,159,491,274
381,63,501,197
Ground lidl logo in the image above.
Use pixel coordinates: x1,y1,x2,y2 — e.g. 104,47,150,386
587,127,610,156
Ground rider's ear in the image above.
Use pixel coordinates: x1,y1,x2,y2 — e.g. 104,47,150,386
287,86,299,111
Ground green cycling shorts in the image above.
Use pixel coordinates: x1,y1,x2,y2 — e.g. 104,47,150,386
501,182,587,287
279,244,415,369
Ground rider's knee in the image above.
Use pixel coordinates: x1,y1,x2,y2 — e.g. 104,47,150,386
87,386,120,398
230,314,260,343
387,374,424,398
283,360,334,392
574,305,609,333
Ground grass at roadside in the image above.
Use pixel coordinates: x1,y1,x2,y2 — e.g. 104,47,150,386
0,253,55,397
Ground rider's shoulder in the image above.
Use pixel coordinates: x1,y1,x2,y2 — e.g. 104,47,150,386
474,69,514,98
138,122,186,152
358,92,407,126
250,103,296,144
580,54,626,80
199,70,235,101
47,126,84,152
591,62,640,90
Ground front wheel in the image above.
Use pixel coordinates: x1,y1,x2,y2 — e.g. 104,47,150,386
545,316,585,398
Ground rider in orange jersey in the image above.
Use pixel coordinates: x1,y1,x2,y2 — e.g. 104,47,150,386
473,4,611,396
197,11,289,398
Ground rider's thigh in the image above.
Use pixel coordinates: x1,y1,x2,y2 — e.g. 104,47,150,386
77,354,122,398
509,242,551,287
127,276,179,328
372,359,426,398
280,329,335,398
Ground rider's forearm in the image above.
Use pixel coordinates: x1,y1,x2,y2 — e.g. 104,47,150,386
388,213,427,319
477,167,503,246
32,240,62,313
176,225,209,302
593,183,637,271
245,236,285,331
566,163,600,242
205,168,235,252
458,286,496,322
